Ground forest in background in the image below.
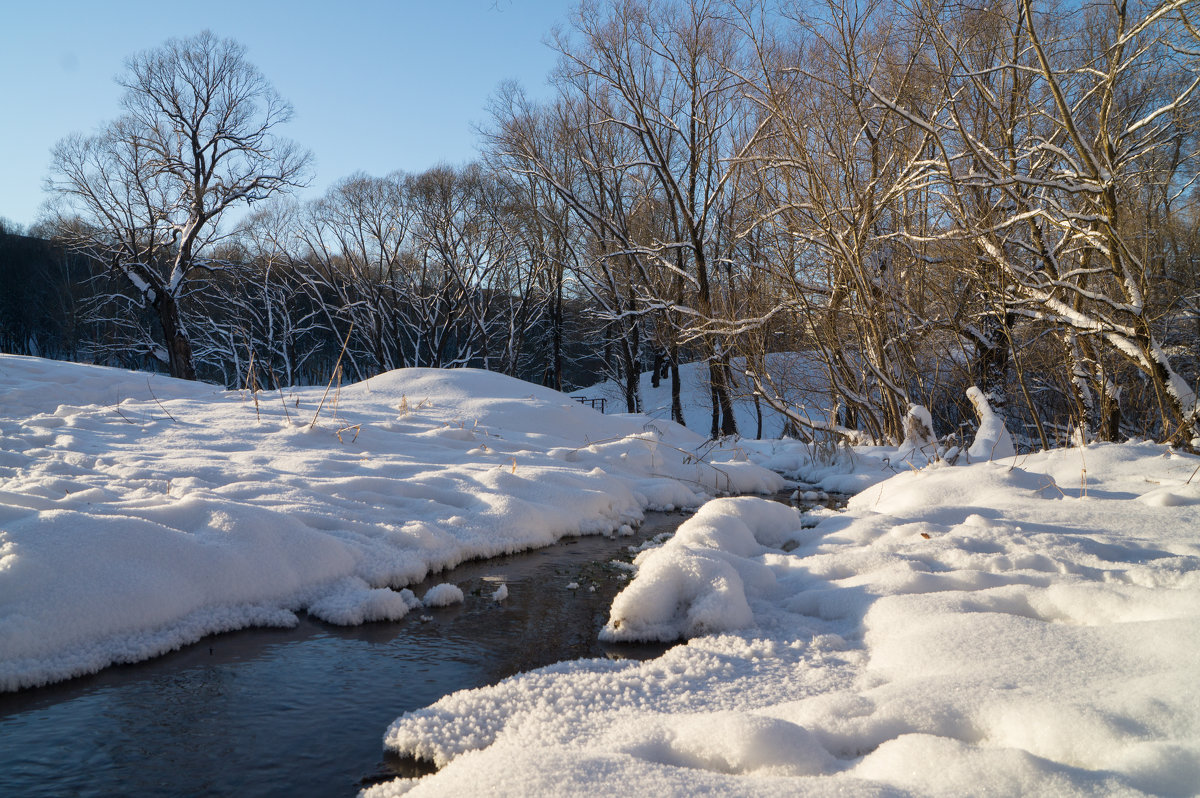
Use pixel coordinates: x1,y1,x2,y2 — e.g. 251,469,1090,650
1,0,1198,447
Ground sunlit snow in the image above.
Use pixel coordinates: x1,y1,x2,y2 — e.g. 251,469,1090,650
0,354,779,691
368,432,1200,796
2,353,1198,797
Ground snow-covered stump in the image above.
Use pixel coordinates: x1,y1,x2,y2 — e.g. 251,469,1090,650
895,404,937,463
966,386,1015,461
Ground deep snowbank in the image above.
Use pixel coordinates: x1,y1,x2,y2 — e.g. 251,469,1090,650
0,355,782,690
372,442,1200,797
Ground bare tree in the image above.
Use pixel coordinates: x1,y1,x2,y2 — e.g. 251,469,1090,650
881,0,1200,443
47,30,310,380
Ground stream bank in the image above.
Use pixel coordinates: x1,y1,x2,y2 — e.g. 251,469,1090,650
0,492,845,796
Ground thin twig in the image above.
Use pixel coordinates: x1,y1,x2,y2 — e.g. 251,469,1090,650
113,396,137,425
245,351,260,422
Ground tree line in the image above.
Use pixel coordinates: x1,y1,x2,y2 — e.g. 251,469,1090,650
6,0,1200,446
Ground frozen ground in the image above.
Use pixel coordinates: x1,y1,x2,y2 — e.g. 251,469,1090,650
0,354,781,691
370,445,1200,797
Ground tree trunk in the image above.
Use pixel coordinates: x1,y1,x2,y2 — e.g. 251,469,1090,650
708,357,738,438
670,352,684,427
550,267,563,392
717,357,737,437
156,293,195,381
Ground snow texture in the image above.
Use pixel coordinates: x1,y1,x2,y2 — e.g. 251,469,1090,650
0,354,782,690
600,498,802,642
372,442,1200,798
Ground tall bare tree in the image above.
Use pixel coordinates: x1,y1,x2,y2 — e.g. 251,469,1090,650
48,30,310,380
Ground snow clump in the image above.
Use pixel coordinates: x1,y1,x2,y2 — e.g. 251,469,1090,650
307,577,414,625
896,403,937,461
600,497,803,642
966,386,1016,461
421,583,464,607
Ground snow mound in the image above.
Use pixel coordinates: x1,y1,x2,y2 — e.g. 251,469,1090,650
850,461,1059,519
1139,481,1200,507
600,497,802,641
421,583,464,607
612,710,834,777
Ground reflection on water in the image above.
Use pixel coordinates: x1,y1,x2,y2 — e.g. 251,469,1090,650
0,513,685,797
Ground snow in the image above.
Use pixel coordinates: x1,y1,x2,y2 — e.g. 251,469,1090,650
580,353,827,439
421,583,465,608
896,403,936,461
4,353,1200,797
966,386,1016,461
308,577,417,624
600,498,803,642
0,354,781,691
371,442,1200,797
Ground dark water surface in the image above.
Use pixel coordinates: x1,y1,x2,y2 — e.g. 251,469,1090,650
0,513,686,798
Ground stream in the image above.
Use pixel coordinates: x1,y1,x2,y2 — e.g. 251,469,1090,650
0,492,839,797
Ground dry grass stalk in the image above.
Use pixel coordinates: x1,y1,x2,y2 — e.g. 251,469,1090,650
267,364,292,424
244,351,261,421
310,323,354,430
336,424,361,444
112,392,138,425
145,378,177,423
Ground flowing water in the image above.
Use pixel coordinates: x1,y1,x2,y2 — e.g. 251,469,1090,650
0,493,841,797
0,513,685,797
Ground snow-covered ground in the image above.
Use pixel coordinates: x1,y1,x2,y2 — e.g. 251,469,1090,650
0,354,780,690
369,445,1200,797
4,353,1199,797
579,353,826,439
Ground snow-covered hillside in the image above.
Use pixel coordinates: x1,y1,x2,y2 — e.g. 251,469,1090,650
578,354,827,439
0,354,781,690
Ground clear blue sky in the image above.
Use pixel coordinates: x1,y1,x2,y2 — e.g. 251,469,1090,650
0,0,572,229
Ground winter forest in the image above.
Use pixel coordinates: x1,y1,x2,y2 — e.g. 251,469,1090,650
2,0,1197,450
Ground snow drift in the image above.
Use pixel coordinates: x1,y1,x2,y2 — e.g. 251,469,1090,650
0,354,782,690
373,442,1200,797
600,497,803,642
